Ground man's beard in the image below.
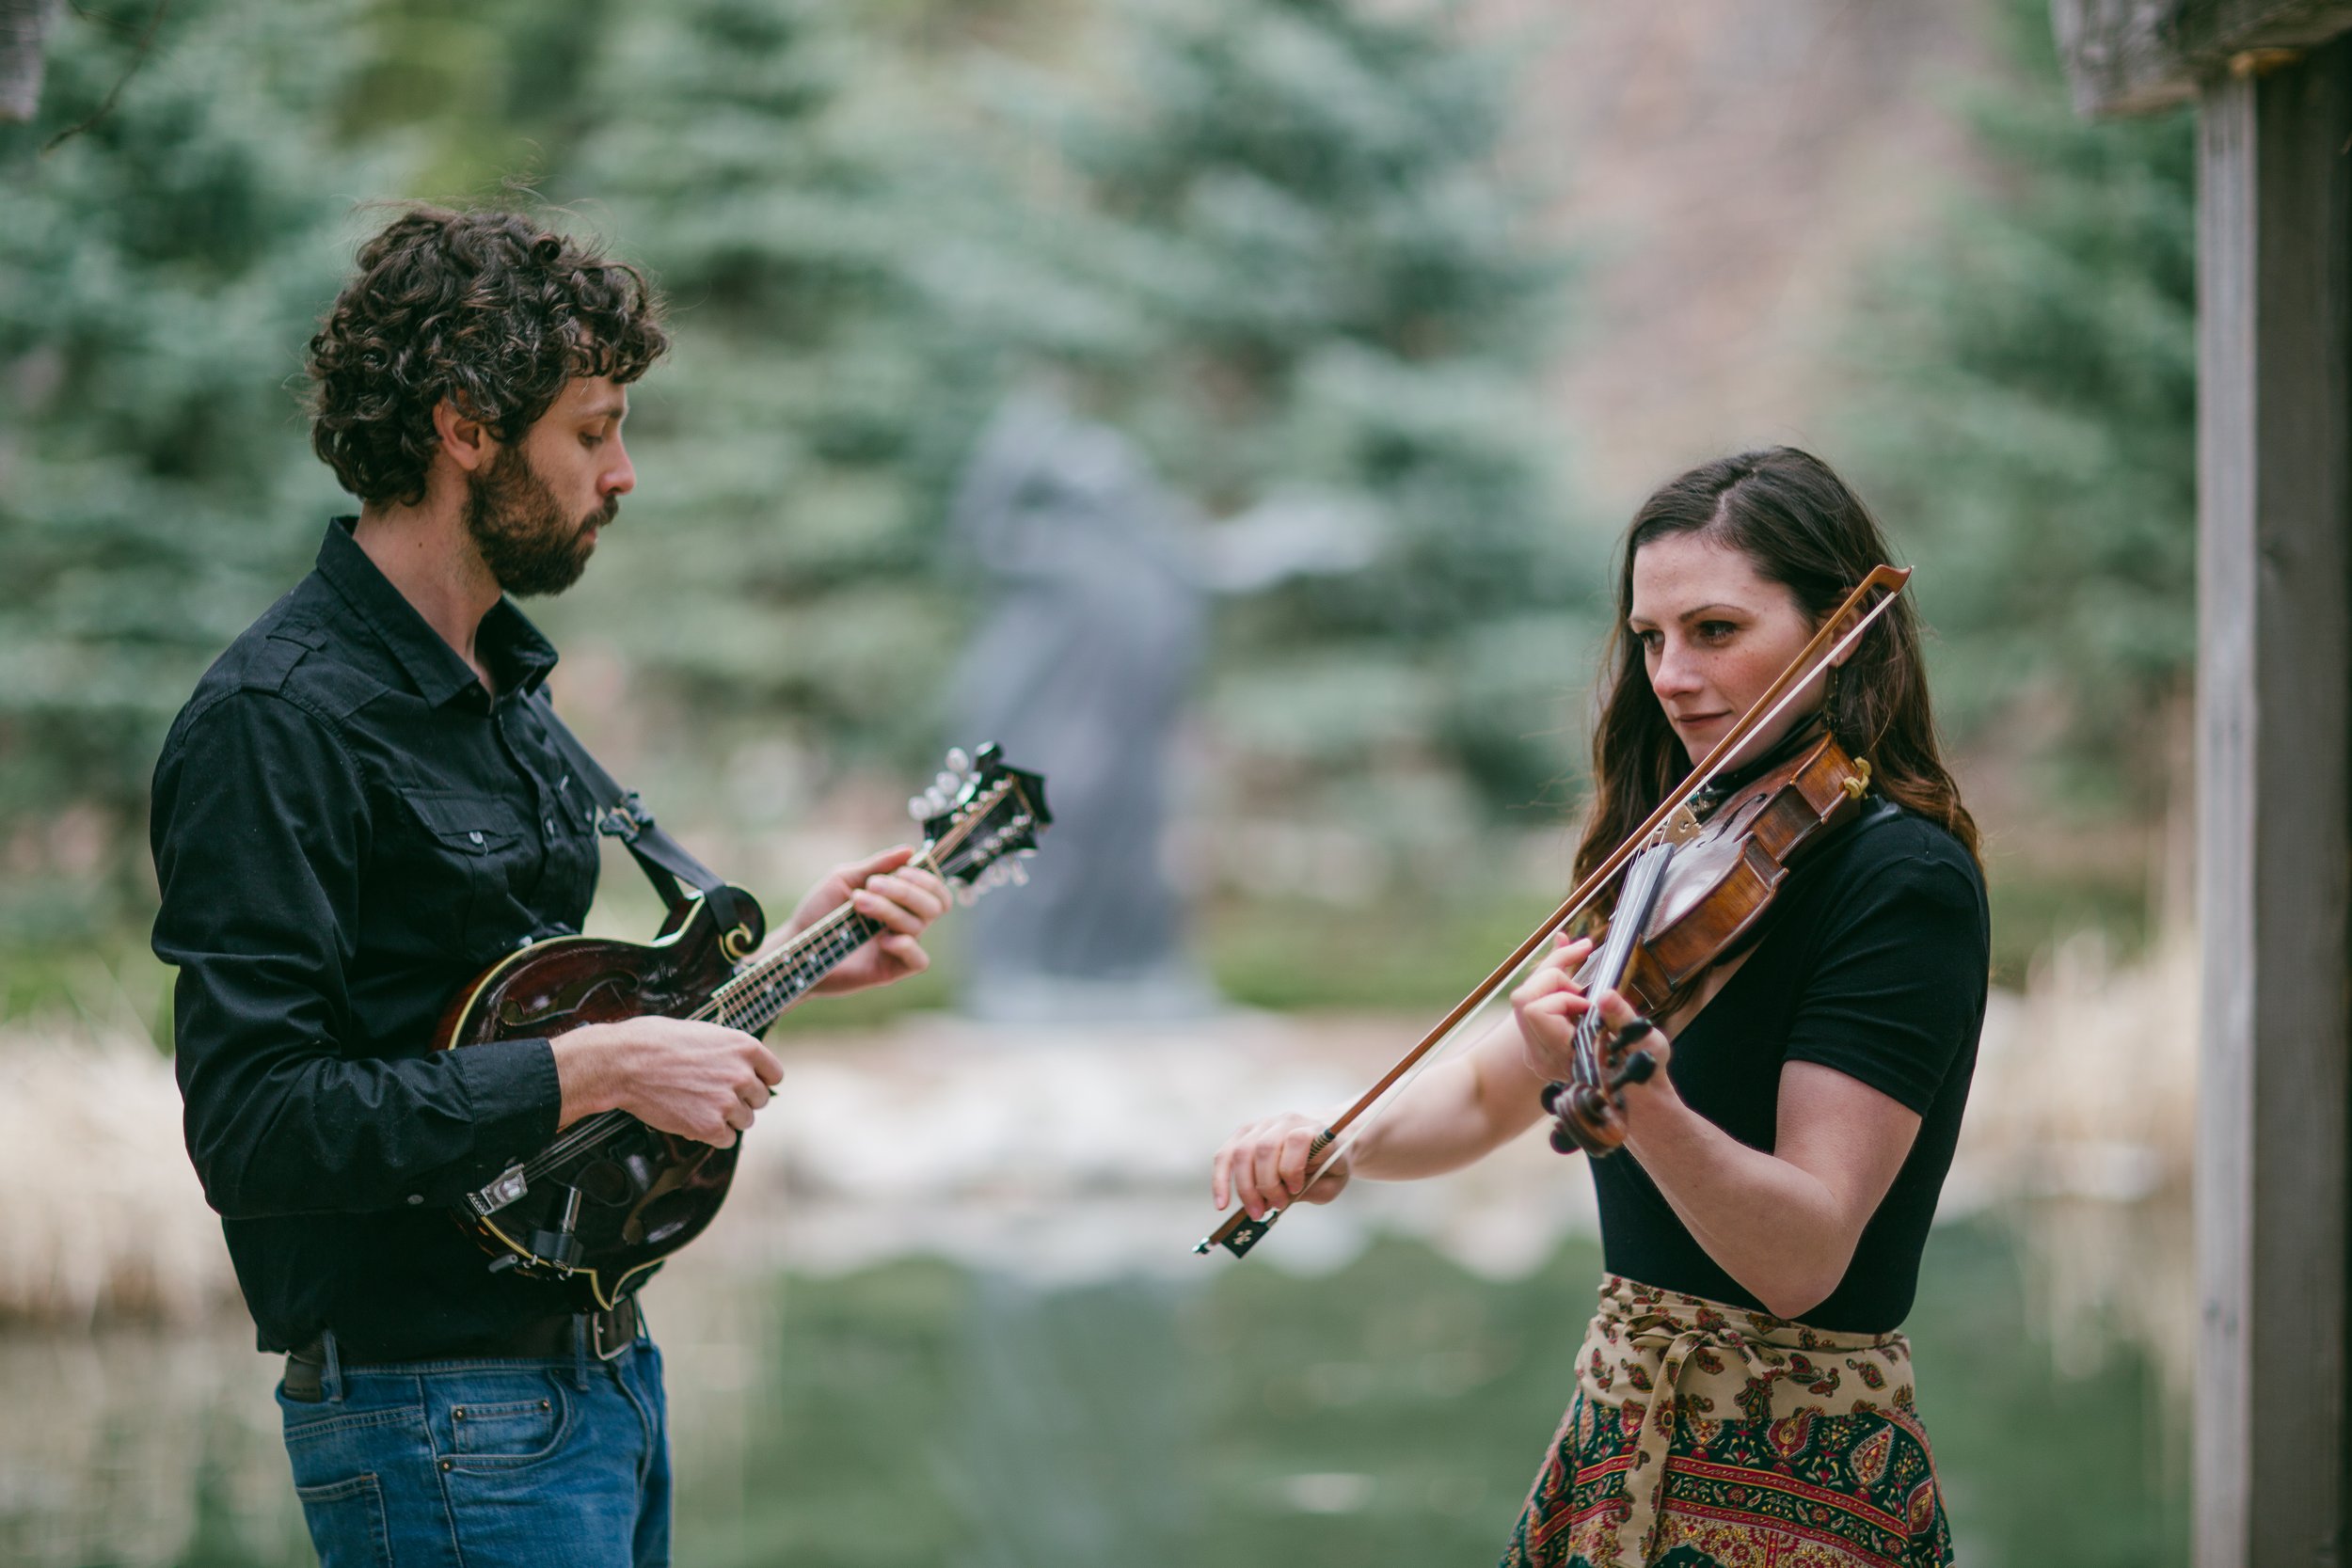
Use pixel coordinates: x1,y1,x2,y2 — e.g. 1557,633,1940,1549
464,444,616,598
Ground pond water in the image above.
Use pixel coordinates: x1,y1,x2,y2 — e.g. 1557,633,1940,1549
0,1215,2185,1568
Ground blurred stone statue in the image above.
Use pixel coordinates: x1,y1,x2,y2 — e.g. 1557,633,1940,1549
948,389,1372,1023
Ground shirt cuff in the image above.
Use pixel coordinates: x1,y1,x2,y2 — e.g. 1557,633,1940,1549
456,1036,564,1173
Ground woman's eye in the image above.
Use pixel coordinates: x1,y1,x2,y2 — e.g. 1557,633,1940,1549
1696,621,1737,642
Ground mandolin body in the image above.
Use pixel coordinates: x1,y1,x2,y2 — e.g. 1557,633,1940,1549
432,888,768,1309
424,742,1051,1302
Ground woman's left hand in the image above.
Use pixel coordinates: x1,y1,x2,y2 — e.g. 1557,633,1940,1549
1510,934,1597,1082
1588,986,1676,1105
1512,936,1676,1105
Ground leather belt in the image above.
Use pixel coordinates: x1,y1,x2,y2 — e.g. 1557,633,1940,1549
282,1296,639,1402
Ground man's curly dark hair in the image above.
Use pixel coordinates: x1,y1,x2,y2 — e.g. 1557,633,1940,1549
306,206,669,506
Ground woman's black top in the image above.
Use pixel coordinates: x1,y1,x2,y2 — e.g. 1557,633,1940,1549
1589,799,1990,1334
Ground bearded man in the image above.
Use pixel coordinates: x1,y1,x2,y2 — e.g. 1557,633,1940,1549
149,206,946,1567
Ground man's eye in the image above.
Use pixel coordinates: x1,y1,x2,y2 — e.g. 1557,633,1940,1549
581,433,604,448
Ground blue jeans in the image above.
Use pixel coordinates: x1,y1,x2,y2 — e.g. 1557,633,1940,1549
276,1327,671,1568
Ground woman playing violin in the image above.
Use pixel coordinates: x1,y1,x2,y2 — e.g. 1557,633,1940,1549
1212,448,1987,1568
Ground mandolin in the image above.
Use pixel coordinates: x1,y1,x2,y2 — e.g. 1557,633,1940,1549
437,744,1050,1307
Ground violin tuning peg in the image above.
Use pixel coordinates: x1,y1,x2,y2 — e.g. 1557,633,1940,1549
945,747,971,777
1607,1052,1658,1094
1539,1082,1565,1115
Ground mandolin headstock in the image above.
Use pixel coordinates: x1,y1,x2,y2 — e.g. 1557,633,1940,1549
906,745,1053,903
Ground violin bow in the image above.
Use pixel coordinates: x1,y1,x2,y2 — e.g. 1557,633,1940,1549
1197,563,1914,1259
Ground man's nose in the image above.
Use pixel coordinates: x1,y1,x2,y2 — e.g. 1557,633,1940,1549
604,436,635,497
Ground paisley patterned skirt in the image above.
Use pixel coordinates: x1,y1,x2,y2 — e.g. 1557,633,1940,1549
1500,1276,1953,1568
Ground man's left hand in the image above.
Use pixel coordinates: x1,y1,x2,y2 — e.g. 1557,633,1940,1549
775,846,949,996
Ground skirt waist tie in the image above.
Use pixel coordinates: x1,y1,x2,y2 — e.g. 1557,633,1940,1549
1573,1276,1924,1568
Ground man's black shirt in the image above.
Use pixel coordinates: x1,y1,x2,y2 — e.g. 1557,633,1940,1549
151,518,607,1354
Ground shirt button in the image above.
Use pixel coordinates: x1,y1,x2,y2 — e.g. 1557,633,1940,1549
545,817,556,834
406,1195,423,1206
469,831,485,846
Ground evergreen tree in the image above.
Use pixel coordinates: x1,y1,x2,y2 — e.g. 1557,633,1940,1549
975,0,1595,816
1839,0,2195,816
0,0,381,940
553,0,1000,786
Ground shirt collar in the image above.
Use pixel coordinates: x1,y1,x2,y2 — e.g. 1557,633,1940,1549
315,517,559,707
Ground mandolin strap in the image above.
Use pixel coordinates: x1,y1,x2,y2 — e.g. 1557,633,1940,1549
527,690,752,932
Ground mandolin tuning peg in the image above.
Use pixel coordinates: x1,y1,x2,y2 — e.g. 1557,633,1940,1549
945,747,971,777
1008,862,1028,886
908,796,932,822
954,882,978,908
935,770,961,797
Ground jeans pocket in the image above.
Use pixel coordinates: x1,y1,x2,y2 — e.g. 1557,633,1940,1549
293,1473,394,1568
446,1375,572,1467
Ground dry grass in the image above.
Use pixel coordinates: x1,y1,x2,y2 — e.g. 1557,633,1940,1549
0,1024,235,1324
1956,926,2198,1404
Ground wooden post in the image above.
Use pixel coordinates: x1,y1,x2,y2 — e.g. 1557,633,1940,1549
2195,34,2352,1566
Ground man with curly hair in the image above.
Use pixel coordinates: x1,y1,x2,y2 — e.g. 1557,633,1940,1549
149,206,947,1567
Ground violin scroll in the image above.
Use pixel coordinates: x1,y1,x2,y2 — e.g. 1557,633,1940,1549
1541,1016,1659,1157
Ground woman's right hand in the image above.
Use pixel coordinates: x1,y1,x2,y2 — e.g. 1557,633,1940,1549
1212,1113,1352,1220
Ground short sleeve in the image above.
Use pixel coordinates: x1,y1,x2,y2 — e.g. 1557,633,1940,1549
1780,847,1989,1115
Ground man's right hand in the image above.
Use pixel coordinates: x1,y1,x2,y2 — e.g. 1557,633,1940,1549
549,1017,783,1148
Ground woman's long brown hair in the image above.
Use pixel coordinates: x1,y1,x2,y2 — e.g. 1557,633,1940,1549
1572,448,1979,902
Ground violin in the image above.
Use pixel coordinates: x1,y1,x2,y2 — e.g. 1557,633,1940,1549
1536,724,1871,1156
1197,565,1912,1259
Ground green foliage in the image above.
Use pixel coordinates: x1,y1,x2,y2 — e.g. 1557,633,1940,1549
546,0,998,775
0,0,1581,958
977,0,1598,811
0,0,383,939
1838,0,2196,816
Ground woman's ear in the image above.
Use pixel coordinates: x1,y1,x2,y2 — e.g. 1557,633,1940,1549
1824,602,1864,666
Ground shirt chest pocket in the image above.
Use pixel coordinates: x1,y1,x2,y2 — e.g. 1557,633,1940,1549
387,788,540,956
